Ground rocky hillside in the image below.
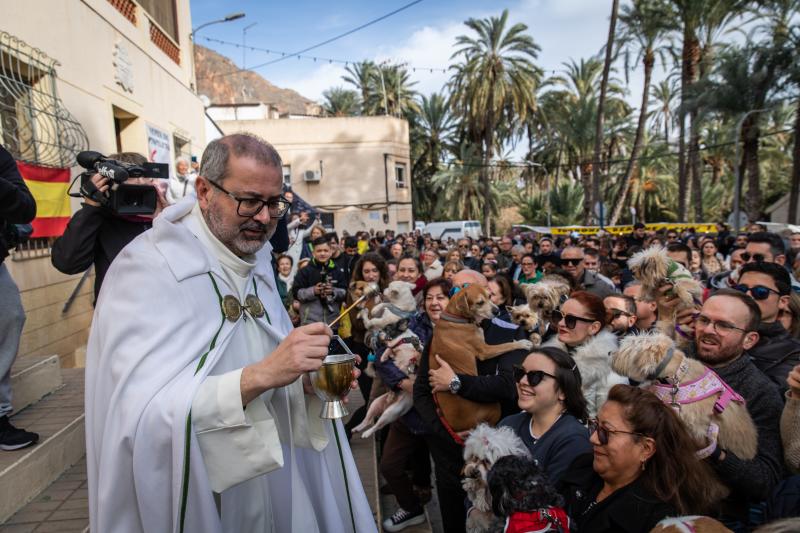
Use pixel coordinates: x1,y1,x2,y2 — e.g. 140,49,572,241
194,44,320,116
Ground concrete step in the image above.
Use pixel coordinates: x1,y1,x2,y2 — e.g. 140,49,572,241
0,369,84,524
10,355,63,415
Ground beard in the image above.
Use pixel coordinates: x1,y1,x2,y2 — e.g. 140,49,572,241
694,333,744,366
203,202,276,257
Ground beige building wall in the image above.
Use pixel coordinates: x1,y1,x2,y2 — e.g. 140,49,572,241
3,0,205,364
218,116,413,235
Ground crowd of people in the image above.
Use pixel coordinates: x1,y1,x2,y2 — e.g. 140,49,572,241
277,217,800,532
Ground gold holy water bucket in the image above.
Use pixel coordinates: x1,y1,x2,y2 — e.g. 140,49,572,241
310,336,356,419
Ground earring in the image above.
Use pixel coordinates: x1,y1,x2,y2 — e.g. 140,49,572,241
640,460,647,472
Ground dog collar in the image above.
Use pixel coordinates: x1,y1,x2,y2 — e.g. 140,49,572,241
646,346,675,380
440,311,470,324
385,304,416,319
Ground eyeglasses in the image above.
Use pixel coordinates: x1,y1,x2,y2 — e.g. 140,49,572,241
693,313,748,335
588,419,648,446
551,310,597,329
521,261,535,266
608,309,634,320
561,258,583,266
733,283,782,301
208,180,291,218
513,366,557,387
741,252,767,263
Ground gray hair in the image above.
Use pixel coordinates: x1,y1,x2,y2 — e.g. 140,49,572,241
200,133,282,184
175,156,190,166
511,244,526,255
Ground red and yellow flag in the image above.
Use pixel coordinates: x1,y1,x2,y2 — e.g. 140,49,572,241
17,161,71,238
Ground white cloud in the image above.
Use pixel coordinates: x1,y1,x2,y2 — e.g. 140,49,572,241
275,62,350,103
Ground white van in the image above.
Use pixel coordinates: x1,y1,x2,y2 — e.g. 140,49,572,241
423,220,483,241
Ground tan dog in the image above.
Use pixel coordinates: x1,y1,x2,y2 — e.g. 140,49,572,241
650,516,733,533
628,246,703,345
522,278,570,318
507,304,542,345
430,284,534,433
612,331,758,460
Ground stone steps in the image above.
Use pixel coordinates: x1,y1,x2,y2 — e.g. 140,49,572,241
0,369,84,524
10,355,62,415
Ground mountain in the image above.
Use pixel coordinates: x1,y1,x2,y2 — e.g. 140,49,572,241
194,44,321,116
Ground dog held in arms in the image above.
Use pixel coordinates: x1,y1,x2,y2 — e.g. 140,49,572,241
351,333,422,438
462,424,530,533
627,245,703,347
358,280,417,349
429,285,534,433
612,331,758,461
507,304,543,345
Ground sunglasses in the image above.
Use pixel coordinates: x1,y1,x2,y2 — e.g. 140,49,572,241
449,283,471,297
551,310,597,329
561,258,583,266
513,366,556,387
587,419,647,446
608,309,634,320
741,252,767,263
733,283,782,300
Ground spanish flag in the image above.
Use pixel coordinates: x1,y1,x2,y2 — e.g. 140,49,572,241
17,161,71,238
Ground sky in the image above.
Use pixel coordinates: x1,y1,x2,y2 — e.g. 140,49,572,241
189,0,668,108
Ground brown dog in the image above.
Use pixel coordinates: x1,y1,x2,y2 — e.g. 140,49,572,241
429,284,534,433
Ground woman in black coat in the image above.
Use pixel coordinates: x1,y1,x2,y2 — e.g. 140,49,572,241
559,385,725,533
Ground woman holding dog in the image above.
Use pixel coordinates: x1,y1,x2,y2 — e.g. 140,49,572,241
542,291,626,416
498,347,591,485
560,384,722,533
377,277,452,532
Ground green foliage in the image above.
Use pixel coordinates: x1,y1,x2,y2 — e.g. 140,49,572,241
321,87,360,117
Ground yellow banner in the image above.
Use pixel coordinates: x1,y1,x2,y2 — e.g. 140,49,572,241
548,223,718,236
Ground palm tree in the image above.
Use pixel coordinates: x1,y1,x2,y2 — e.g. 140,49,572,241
449,9,542,235
591,0,620,225
650,79,679,142
410,92,456,220
372,64,420,117
518,181,584,226
343,61,377,115
609,0,676,225
692,42,783,221
321,87,360,117
430,144,501,221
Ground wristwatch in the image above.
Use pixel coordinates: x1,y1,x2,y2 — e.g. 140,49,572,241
449,375,462,394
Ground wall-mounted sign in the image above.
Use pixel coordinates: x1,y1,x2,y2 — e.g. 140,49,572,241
113,41,134,93
146,123,171,165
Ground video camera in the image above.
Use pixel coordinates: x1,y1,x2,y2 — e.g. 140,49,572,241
75,151,168,215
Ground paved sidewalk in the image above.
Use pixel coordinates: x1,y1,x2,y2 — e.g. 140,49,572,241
0,459,88,532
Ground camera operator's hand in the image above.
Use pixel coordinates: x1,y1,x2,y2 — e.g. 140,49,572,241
83,174,109,207
240,323,332,405
313,282,324,296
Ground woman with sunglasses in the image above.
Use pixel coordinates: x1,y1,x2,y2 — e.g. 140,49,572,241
560,385,723,533
498,347,591,485
542,291,626,416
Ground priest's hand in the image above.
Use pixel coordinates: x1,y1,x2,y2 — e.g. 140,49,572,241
240,323,332,405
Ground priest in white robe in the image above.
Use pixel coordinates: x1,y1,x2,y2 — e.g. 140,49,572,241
85,133,376,533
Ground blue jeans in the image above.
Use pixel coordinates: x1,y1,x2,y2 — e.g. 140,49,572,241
0,263,25,417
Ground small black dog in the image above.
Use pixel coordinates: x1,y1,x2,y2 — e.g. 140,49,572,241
487,455,570,533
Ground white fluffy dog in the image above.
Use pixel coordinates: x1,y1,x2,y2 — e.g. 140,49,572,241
350,333,422,438
522,278,570,318
507,304,543,345
462,424,530,533
628,246,703,345
612,331,758,460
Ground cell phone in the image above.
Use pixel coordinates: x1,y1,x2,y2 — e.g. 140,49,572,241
191,155,197,163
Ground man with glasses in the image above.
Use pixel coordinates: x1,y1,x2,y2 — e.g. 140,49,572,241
711,231,800,293
560,246,616,299
737,262,800,393
84,134,372,532
603,295,638,336
622,281,658,332
687,289,784,529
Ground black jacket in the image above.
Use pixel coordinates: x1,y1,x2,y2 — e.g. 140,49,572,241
51,204,151,302
750,321,800,394
560,453,676,533
413,317,528,444
0,145,36,262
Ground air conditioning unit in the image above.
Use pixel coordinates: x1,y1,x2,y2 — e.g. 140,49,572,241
303,170,321,182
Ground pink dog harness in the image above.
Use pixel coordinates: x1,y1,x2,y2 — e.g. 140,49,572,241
650,366,744,413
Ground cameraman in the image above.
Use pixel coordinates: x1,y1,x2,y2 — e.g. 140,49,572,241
0,144,39,450
51,152,166,302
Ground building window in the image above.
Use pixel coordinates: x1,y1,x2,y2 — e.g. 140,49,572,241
395,163,407,188
282,165,291,187
319,212,334,228
139,0,178,42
